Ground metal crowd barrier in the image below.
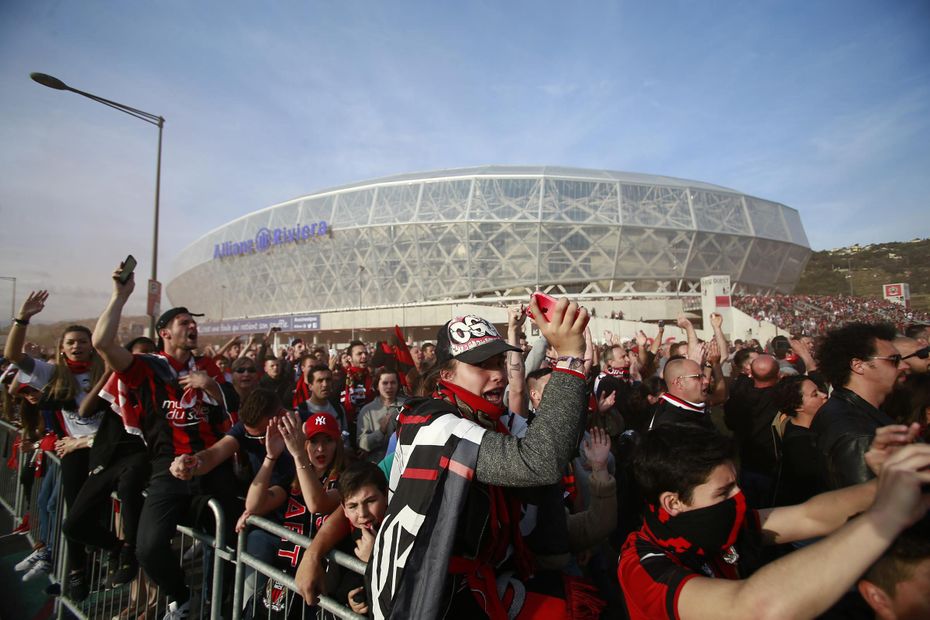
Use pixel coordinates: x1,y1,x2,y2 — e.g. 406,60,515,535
1,432,365,620
233,514,367,620
0,420,26,518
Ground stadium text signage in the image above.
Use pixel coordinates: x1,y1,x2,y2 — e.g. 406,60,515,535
199,314,321,335
213,221,329,259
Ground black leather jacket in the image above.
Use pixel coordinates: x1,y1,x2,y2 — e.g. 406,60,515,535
809,387,893,490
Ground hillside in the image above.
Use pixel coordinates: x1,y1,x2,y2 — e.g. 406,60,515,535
794,238,930,311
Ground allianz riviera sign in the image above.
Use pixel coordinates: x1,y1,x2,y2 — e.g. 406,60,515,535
213,221,329,259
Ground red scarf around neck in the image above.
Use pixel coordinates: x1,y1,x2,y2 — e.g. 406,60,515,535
64,357,92,375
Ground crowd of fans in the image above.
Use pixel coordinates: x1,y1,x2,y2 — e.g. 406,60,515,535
733,293,930,336
1,272,930,620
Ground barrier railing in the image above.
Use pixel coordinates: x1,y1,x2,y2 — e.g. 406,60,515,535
0,420,26,519
1,434,362,620
232,514,366,620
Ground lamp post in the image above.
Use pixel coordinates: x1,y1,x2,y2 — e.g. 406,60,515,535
30,72,164,337
0,277,15,328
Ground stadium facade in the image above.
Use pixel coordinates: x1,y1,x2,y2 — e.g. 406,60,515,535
167,166,811,322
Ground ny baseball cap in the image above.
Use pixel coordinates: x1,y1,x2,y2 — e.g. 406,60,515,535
436,315,521,365
303,412,341,441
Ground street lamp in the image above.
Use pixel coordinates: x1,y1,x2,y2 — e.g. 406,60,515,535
0,277,15,328
30,72,164,336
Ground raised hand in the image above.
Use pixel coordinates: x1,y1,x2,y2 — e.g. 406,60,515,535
710,312,724,330
706,339,721,366
507,304,526,329
582,427,611,472
17,290,49,321
110,264,135,299
264,416,286,459
687,341,707,365
277,410,307,458
597,390,616,413
676,313,692,331
530,296,587,359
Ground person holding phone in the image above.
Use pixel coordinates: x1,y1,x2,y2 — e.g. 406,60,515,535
355,297,591,618
93,263,237,619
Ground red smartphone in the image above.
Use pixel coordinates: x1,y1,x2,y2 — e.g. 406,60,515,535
528,291,558,322
528,292,589,329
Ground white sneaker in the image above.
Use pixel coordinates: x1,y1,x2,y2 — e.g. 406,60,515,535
162,599,190,620
22,558,52,581
14,547,49,572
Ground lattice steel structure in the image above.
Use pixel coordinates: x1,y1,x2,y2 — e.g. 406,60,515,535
167,166,811,318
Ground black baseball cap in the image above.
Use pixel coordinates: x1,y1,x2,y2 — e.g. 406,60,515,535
436,315,521,365
155,307,204,332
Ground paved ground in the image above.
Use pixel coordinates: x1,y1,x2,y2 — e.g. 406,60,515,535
0,510,56,620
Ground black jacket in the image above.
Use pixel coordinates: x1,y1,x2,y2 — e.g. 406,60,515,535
648,397,716,432
809,387,893,491
724,381,779,476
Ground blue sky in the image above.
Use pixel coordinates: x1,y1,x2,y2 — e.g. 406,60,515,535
1,0,928,322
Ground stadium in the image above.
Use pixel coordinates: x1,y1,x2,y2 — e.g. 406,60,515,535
166,166,811,336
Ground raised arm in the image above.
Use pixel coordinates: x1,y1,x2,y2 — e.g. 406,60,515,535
506,305,528,417
677,313,699,356
91,266,135,372
3,290,49,364
213,336,239,360
676,444,930,620
476,298,588,486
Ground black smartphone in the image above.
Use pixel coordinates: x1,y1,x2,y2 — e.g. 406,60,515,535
118,255,137,284
658,320,665,328
351,588,366,605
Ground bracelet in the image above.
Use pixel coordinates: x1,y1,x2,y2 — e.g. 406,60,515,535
13,317,29,326
297,461,311,470
264,455,277,462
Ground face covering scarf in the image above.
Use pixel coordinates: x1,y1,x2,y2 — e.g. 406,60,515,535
644,490,747,569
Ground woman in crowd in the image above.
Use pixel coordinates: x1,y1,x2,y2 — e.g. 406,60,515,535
4,291,108,599
244,409,345,618
356,368,403,463
771,375,828,506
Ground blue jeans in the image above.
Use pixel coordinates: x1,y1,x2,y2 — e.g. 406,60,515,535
37,465,60,553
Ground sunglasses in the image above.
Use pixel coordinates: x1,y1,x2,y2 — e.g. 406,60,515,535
868,355,902,366
902,346,930,361
234,367,258,374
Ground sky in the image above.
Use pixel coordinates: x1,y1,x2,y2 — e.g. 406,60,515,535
0,0,928,323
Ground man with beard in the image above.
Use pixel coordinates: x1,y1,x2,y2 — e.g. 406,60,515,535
93,266,239,619
811,323,906,490
882,336,930,432
618,423,930,620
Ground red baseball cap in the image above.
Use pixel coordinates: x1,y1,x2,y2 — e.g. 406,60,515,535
303,412,340,441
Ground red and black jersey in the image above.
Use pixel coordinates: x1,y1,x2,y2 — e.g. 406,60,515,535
617,510,762,620
112,353,229,462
